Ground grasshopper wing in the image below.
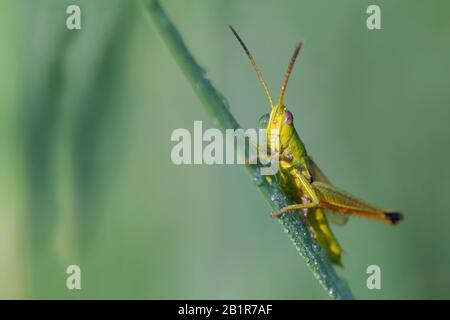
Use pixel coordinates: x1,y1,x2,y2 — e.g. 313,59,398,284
308,157,349,225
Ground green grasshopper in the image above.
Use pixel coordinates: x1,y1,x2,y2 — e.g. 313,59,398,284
230,26,403,265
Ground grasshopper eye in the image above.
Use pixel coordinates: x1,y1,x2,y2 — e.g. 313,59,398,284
284,110,293,125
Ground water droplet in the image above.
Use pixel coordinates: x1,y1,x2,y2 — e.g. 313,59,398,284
253,172,263,186
198,65,209,80
259,113,270,129
270,189,286,205
312,242,320,251
221,97,230,110
213,89,230,110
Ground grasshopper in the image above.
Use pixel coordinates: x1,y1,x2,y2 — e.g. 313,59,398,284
230,26,403,265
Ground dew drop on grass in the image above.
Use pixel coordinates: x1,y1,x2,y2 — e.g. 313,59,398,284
221,96,230,110
201,70,210,81
212,89,230,110
270,189,285,205
197,65,209,79
312,242,320,252
258,113,270,129
253,171,263,186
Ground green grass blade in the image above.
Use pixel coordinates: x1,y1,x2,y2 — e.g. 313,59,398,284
141,0,354,300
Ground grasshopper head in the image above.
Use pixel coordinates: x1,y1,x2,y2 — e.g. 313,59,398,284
267,104,296,153
229,25,303,152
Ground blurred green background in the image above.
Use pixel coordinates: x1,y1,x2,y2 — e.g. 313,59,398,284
1,0,449,299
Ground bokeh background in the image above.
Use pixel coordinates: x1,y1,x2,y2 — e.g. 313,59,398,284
1,0,449,299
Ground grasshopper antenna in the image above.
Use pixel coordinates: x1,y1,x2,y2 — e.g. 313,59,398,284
278,41,303,107
229,25,274,109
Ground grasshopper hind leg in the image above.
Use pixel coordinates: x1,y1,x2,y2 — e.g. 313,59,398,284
385,212,404,225
312,181,404,225
270,168,344,265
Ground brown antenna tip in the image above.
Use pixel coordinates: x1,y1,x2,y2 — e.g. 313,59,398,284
229,25,274,109
278,41,303,107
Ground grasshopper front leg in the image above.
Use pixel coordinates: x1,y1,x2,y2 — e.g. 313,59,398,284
271,169,319,217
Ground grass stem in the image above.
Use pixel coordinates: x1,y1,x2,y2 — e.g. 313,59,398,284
142,0,354,300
